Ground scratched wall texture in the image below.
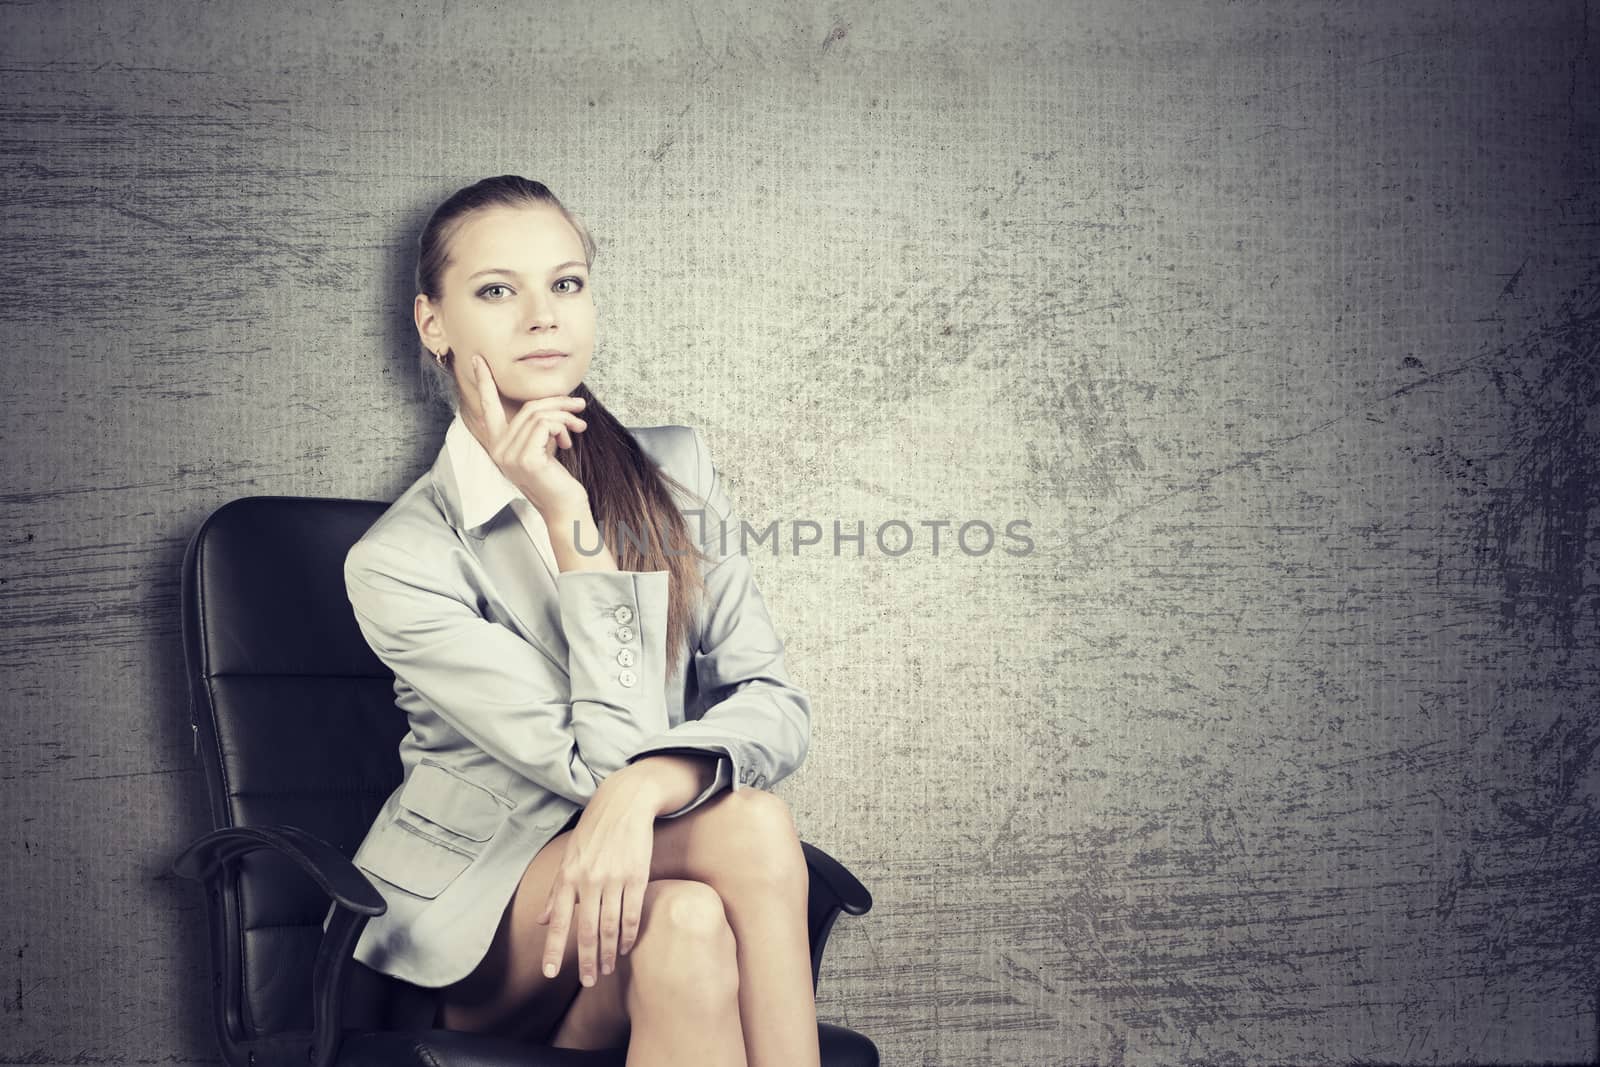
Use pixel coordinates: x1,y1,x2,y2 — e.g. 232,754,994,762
2,0,1597,1064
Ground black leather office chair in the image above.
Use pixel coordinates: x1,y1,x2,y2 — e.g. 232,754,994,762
171,496,877,1066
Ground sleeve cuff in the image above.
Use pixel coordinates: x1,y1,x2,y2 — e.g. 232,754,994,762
626,743,741,818
656,754,732,819
556,569,671,738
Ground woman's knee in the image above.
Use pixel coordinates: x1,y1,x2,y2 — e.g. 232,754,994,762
627,880,739,1005
718,789,808,896
639,879,737,953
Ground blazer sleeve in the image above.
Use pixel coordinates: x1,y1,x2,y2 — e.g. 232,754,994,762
344,535,676,808
623,426,813,810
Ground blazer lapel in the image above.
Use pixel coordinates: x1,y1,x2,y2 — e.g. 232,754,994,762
427,446,570,665
470,515,568,661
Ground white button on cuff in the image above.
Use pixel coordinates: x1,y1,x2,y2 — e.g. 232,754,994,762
616,648,636,667
615,625,634,643
618,668,637,688
613,605,634,625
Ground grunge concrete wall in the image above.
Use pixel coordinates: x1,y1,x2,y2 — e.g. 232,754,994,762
3,1,1597,1063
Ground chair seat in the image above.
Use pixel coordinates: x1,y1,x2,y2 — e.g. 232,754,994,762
332,1023,878,1066
336,1029,620,1067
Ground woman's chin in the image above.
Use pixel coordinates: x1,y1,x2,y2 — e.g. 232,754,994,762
506,372,582,400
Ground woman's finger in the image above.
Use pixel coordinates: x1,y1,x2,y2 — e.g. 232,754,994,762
540,881,576,979
501,410,555,473
550,413,575,451
553,413,579,451
473,356,507,442
536,418,562,461
575,881,602,987
501,393,581,434
528,410,584,449
599,877,623,976
502,395,588,439
619,874,646,957
490,398,587,465
502,407,584,456
506,412,581,471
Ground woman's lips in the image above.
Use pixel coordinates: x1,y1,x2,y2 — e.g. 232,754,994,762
517,351,567,364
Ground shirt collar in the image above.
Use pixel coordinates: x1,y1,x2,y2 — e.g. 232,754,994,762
445,413,523,531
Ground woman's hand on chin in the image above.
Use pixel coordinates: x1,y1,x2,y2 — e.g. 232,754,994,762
466,353,591,517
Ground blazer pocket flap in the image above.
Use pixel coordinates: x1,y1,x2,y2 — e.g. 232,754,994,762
354,821,473,900
398,762,508,842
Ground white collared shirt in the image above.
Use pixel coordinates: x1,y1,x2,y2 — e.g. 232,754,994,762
444,413,560,578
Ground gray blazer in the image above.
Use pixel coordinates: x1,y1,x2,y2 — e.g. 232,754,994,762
323,423,812,989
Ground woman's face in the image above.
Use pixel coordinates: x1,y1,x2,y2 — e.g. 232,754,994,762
416,202,596,421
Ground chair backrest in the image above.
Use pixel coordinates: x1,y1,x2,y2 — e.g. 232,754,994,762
182,496,410,1042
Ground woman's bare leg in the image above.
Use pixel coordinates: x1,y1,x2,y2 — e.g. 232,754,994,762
582,879,746,1066
437,799,794,1063
435,826,586,1039
437,824,743,1061
646,788,821,1067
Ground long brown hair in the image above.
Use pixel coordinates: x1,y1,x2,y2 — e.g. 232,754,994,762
415,175,706,681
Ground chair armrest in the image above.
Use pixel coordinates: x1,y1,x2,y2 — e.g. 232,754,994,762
799,841,873,993
171,824,382,1067
172,824,385,914
801,841,872,915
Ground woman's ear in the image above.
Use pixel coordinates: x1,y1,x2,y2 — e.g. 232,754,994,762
414,293,445,354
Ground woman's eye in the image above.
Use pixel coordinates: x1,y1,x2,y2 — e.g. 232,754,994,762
554,276,585,294
479,284,511,299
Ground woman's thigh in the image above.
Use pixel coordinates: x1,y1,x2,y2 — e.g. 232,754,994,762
435,826,585,1041
645,785,804,889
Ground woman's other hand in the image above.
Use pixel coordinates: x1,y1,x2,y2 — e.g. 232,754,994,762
536,768,666,986
467,353,591,519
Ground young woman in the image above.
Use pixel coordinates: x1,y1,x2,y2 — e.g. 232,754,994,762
335,175,817,1066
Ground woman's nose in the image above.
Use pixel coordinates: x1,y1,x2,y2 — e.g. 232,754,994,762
523,293,557,330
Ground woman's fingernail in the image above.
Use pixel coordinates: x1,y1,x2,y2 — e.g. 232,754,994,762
544,963,557,978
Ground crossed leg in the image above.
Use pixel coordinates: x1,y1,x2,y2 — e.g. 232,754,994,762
553,786,819,1066
437,786,815,1067
437,832,745,1064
